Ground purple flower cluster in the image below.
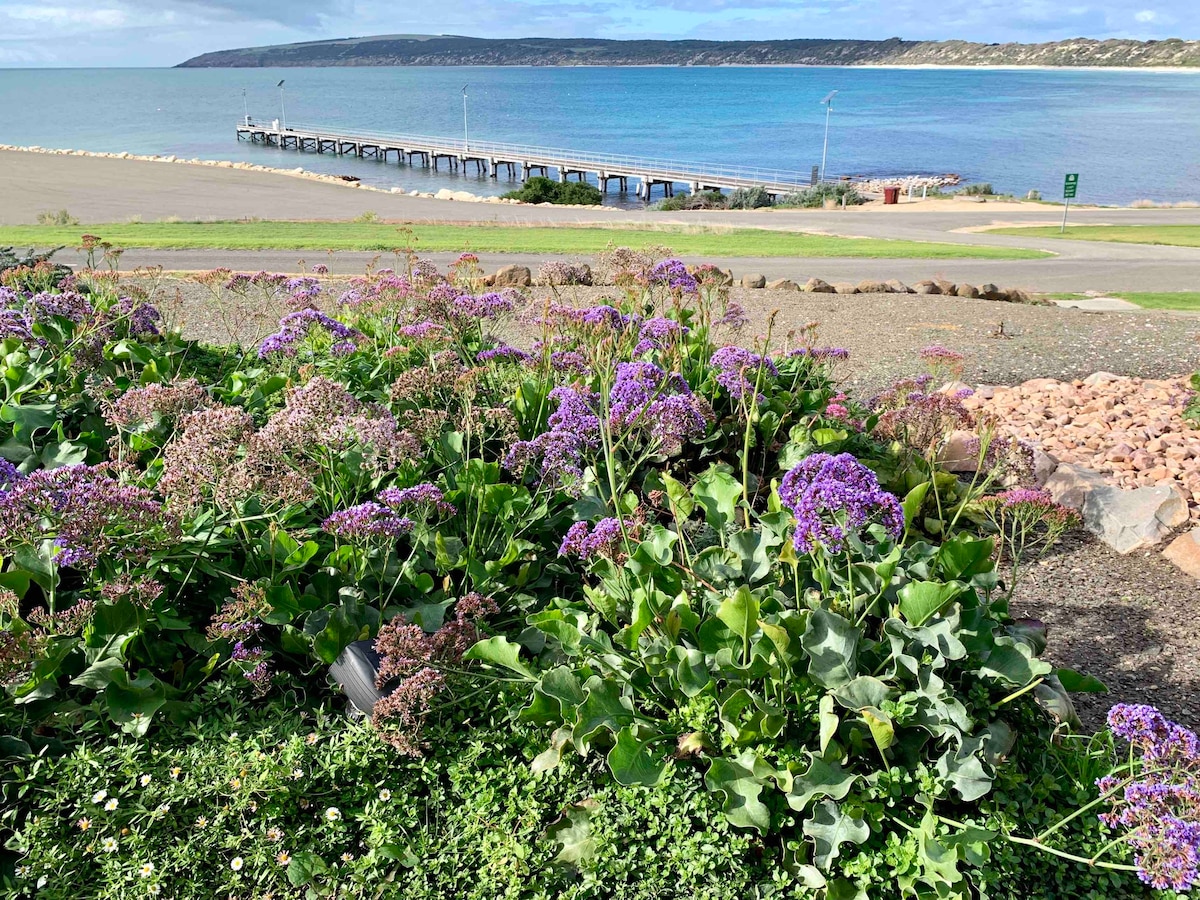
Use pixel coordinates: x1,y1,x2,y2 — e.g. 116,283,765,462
451,290,518,321
635,317,687,353
1101,704,1200,891
609,362,709,454
0,309,36,344
711,346,779,400
322,502,415,541
285,277,322,308
0,464,176,569
787,347,851,364
778,453,904,554
29,290,95,324
477,345,533,364
647,258,699,295
112,297,162,338
396,321,450,342
258,309,360,358
557,517,632,560
378,483,457,517
504,385,602,491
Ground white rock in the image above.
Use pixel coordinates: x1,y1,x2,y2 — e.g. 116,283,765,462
1046,462,1189,553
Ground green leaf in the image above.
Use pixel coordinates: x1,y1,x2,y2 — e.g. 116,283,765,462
1054,667,1108,693
692,467,742,533
936,534,995,580
571,679,636,751
41,439,88,469
463,636,536,680
831,676,893,712
661,471,695,518
902,482,931,529
819,694,839,754
800,608,860,689
861,707,896,752
70,656,124,689
897,580,964,628
717,587,760,663
786,754,857,812
803,799,869,870
705,751,774,833
980,634,1053,687
669,646,712,698
607,726,668,786
545,799,599,867
105,669,167,736
286,852,328,887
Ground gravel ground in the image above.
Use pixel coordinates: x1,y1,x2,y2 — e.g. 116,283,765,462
1014,532,1200,731
142,275,1200,730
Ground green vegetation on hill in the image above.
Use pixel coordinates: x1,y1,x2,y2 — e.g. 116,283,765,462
0,222,1051,259
176,34,1200,68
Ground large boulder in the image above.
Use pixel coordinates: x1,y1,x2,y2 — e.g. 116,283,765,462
886,279,913,294
913,280,941,295
741,273,767,289
1045,462,1190,553
954,283,981,299
935,279,957,296
493,264,532,288
979,283,1007,301
767,278,800,291
833,282,859,295
804,277,835,293
856,280,892,294
1164,528,1200,580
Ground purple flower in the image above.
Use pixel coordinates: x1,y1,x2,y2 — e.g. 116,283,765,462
29,291,94,324
778,453,904,554
477,345,532,364
113,297,162,338
608,362,708,454
0,309,35,344
788,347,850,363
504,386,601,491
258,309,360,358
558,517,632,560
397,321,449,341
577,305,632,329
710,346,778,400
322,502,415,541
378,483,456,517
648,259,698,295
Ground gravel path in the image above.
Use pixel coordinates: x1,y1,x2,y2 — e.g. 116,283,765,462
143,275,1200,729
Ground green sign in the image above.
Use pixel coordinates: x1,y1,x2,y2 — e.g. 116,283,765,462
1063,173,1079,199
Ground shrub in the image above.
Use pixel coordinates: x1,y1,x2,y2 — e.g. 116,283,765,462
502,177,603,206
776,183,865,209
1026,190,1042,201
727,186,773,209
960,183,995,196
34,209,78,226
1185,372,1199,427
654,191,728,211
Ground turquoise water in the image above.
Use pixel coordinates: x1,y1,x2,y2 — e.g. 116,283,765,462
2,66,1199,205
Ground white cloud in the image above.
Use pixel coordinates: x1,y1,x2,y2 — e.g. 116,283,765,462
3,6,128,28
1134,9,1158,22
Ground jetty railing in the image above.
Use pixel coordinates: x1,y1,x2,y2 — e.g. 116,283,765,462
235,118,819,199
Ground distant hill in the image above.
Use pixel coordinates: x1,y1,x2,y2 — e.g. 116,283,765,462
176,34,1200,68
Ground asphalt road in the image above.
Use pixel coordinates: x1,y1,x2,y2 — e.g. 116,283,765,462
5,149,1200,292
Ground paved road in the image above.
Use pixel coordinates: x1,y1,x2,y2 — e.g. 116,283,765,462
5,150,1200,292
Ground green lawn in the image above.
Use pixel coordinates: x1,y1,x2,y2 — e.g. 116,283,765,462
1040,291,1200,311
0,221,1050,259
988,224,1200,248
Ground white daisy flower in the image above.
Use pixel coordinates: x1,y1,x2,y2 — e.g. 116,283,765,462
230,857,244,872
276,851,291,866
92,790,107,804
102,837,118,853
139,774,152,787
104,798,119,811
323,807,341,822
139,862,155,878
378,789,391,802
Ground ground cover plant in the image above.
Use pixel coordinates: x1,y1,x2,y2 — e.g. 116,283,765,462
501,176,605,206
0,223,1053,259
0,248,1188,898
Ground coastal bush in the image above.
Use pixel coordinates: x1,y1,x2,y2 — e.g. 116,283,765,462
653,190,728,211
34,210,79,227
727,186,773,209
776,184,864,209
502,176,604,206
960,183,995,197
0,248,1172,896
1185,372,1199,427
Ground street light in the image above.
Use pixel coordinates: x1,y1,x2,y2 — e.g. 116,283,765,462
277,79,286,132
820,90,838,182
462,84,469,152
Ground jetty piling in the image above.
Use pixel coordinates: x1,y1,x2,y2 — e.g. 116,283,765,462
236,119,816,199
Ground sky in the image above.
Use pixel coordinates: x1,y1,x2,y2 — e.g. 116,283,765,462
0,0,1195,67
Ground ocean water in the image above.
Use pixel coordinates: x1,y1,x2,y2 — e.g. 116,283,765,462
2,65,1199,205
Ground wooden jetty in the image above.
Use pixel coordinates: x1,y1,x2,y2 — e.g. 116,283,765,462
236,119,816,200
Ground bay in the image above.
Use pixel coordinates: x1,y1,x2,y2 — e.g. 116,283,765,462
2,65,1198,205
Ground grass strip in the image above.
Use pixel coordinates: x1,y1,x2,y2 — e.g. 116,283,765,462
0,221,1050,259
987,225,1200,248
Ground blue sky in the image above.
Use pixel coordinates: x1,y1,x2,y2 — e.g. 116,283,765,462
0,0,1195,67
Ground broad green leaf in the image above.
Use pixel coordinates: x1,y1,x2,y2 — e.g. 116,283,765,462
897,580,964,628
607,726,668,786
800,608,860,689
831,676,893,712
286,852,328,887
669,646,712,697
819,693,839,754
803,800,869,870
463,636,536,680
786,754,857,812
861,707,896,752
106,669,167,736
936,534,995,581
545,799,599,867
661,471,695,518
717,587,759,663
980,635,1052,687
902,481,931,529
1054,667,1108,693
705,750,774,833
571,679,636,751
692,467,742,533
70,656,123,689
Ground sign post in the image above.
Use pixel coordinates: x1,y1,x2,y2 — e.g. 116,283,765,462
1061,173,1078,233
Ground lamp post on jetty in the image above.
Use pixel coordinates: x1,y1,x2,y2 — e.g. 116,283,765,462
820,90,838,182
462,84,469,152
277,79,287,132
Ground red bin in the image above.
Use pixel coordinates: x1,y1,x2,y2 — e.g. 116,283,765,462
883,186,900,205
